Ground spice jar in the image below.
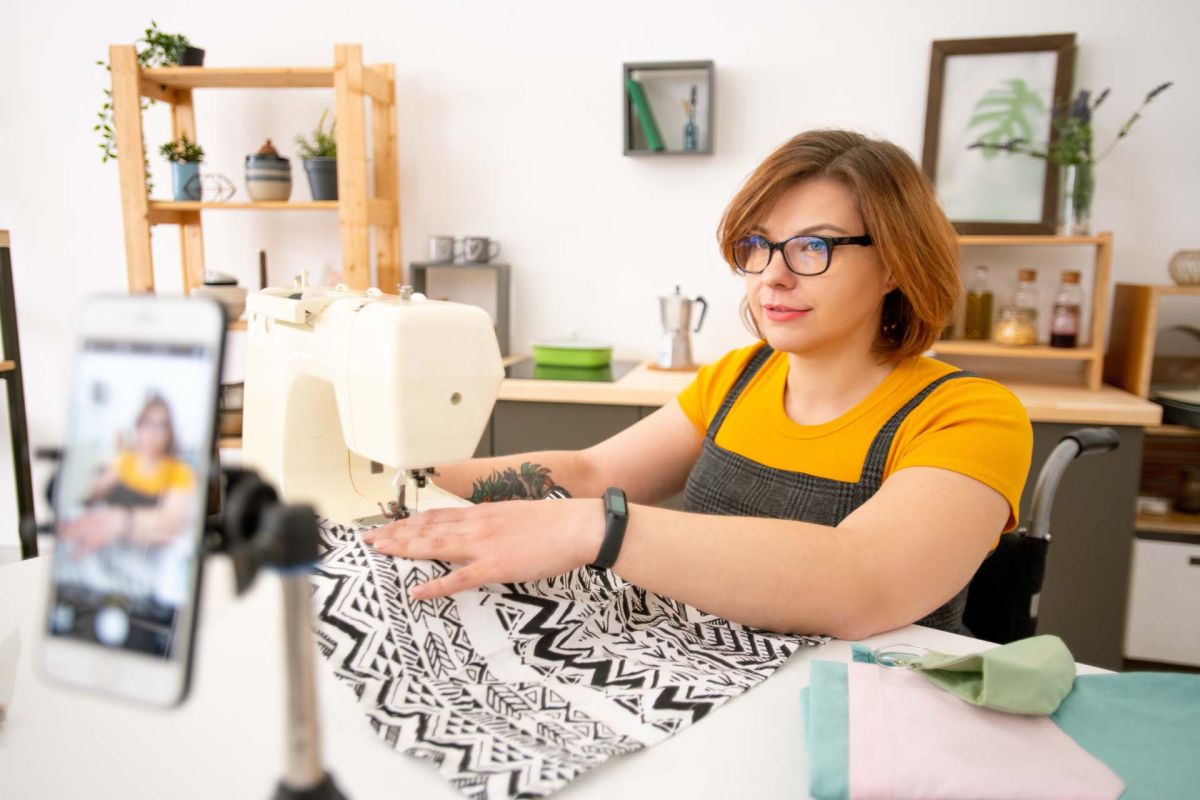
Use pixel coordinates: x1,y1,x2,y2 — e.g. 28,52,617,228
993,307,1039,345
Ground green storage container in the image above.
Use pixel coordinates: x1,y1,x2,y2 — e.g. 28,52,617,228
531,338,613,368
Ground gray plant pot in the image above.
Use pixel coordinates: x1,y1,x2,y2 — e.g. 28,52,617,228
303,158,338,201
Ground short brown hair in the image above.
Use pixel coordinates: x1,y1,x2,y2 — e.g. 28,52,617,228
136,393,178,456
717,129,960,361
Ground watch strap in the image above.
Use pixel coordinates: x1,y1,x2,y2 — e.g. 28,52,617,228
591,487,628,570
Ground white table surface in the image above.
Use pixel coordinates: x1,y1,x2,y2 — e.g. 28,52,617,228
0,554,1104,799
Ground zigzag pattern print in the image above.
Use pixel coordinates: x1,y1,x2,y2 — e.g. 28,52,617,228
312,520,826,798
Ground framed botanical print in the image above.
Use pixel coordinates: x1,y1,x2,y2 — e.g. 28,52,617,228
921,33,1076,234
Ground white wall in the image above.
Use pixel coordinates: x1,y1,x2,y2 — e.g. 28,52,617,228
2,0,1198,538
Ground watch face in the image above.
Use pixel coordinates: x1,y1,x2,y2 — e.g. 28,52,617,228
606,489,627,516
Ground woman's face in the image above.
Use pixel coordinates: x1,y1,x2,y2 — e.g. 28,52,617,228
136,405,172,459
743,177,894,357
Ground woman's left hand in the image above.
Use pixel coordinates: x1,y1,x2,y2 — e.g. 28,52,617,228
362,499,604,600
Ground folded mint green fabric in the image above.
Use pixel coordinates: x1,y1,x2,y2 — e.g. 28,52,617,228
908,635,1076,715
803,640,1200,798
1052,672,1200,800
801,660,850,800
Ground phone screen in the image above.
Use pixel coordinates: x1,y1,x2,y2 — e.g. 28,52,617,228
48,336,217,660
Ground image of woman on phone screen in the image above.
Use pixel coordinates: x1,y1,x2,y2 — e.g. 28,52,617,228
53,393,197,654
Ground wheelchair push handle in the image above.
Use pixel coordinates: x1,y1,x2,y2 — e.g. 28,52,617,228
1064,427,1120,458
1026,427,1119,541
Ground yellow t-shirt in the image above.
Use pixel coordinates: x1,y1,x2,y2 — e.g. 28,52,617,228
677,343,1033,532
113,451,195,497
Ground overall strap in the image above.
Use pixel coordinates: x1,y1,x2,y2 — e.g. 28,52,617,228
859,370,979,486
705,344,775,440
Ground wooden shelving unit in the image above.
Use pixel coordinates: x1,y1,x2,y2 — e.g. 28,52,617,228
110,43,401,296
933,232,1114,389
1104,283,1200,397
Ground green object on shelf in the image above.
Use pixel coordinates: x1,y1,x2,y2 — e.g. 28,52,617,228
531,339,613,368
532,363,615,382
625,78,665,151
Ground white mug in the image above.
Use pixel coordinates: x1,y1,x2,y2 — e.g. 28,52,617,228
429,235,457,263
462,236,500,264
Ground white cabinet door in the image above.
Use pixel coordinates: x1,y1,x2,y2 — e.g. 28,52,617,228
1124,537,1200,666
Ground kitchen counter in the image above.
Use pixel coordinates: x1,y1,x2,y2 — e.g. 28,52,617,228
498,359,1164,427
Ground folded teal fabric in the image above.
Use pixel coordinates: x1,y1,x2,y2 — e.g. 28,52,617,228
1052,672,1200,800
802,660,850,800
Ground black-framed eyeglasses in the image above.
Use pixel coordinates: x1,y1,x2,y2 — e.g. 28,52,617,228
732,233,874,277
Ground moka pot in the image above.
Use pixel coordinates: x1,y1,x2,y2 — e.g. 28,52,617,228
657,285,708,369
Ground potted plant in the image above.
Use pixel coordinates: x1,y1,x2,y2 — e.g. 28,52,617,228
95,22,204,191
969,81,1172,235
159,135,205,200
137,20,204,67
295,110,338,201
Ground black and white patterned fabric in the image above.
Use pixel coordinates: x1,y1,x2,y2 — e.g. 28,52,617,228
311,520,826,799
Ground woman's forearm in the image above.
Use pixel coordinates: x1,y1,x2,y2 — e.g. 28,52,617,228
432,450,601,502
608,505,879,639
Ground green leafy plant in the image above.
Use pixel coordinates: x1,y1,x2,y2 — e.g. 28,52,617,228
136,21,192,67
95,21,193,168
968,82,1171,225
966,79,1047,161
968,82,1173,167
295,110,338,159
159,135,205,163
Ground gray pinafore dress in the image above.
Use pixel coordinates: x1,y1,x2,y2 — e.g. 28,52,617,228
683,344,976,633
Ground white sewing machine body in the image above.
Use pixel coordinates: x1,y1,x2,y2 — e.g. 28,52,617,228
242,285,503,523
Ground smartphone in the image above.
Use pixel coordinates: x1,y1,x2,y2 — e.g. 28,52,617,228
41,295,225,706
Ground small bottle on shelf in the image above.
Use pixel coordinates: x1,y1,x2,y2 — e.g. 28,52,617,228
963,265,994,341
1050,270,1084,348
1013,269,1039,313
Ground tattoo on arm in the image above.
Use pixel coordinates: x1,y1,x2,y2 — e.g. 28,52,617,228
469,462,571,503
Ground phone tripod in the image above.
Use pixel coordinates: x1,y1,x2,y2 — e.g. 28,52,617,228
209,467,347,800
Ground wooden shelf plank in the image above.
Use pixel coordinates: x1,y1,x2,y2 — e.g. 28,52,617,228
148,201,338,224
930,341,1101,360
0,360,15,373
1135,511,1200,535
1145,424,1200,438
151,201,338,211
217,437,243,450
957,233,1111,246
1133,284,1200,297
141,67,334,90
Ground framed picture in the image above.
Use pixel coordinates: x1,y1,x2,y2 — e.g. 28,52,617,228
921,34,1076,235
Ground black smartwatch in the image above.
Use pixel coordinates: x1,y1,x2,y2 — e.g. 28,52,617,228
590,487,629,570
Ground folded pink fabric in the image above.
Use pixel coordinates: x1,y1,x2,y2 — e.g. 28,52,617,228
847,662,1123,800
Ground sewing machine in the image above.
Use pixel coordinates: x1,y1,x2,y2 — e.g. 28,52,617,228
241,281,503,523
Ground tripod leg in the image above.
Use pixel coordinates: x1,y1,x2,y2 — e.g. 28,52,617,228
274,571,346,800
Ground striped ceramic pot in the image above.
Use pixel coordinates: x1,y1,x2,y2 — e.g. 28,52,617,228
245,151,292,202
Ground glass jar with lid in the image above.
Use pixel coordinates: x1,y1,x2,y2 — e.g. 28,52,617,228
1050,270,1084,348
993,269,1039,346
993,306,1039,345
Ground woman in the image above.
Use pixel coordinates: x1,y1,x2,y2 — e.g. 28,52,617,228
365,129,1032,639
61,393,195,555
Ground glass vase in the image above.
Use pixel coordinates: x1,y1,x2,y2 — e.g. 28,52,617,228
1058,162,1094,236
